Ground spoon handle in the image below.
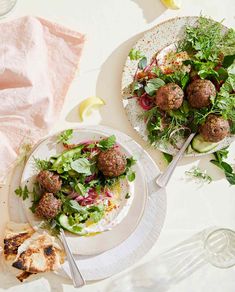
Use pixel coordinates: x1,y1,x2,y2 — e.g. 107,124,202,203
60,229,85,288
156,133,195,188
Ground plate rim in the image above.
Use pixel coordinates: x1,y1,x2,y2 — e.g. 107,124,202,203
20,127,148,256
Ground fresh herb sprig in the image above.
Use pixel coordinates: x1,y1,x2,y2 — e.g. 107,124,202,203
57,129,73,144
15,185,30,200
185,166,212,184
178,16,235,61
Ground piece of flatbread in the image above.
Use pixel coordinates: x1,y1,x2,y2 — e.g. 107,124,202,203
4,222,35,261
4,222,65,282
13,232,65,274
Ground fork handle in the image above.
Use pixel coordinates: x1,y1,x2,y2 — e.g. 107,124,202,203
60,229,85,288
156,133,195,188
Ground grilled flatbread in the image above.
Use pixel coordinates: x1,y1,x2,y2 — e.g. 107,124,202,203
4,222,65,282
4,222,34,261
13,232,65,274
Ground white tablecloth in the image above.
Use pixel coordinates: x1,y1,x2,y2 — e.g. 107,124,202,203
1,0,235,291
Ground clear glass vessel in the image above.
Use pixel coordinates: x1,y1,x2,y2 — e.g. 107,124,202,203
204,228,235,268
0,0,17,17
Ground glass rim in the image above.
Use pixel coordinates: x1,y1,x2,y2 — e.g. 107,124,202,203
0,0,17,17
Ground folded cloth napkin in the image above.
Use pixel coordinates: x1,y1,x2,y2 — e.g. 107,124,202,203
0,16,85,184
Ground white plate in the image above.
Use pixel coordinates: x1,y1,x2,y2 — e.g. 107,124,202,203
9,125,166,281
21,128,147,256
121,16,235,156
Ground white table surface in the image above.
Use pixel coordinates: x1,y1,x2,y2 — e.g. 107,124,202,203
1,0,235,291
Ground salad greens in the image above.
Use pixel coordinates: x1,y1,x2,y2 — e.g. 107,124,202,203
210,148,235,185
129,16,235,150
16,133,136,235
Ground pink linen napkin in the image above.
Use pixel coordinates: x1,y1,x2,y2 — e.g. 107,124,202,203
0,16,85,183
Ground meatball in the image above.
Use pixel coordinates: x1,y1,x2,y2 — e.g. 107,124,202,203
97,148,127,177
187,79,216,108
36,170,62,193
35,193,62,219
199,114,230,142
155,83,184,111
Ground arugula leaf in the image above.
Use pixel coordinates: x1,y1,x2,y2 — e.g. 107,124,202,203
71,158,92,175
144,78,165,96
63,200,86,214
128,48,144,60
210,148,235,185
15,185,30,200
57,129,73,144
97,135,116,151
162,152,173,164
74,182,88,197
138,57,147,70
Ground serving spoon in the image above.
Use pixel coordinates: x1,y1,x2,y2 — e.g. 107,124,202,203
156,133,196,188
59,229,86,288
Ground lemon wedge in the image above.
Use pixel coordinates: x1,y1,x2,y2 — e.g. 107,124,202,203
79,96,105,121
161,0,181,9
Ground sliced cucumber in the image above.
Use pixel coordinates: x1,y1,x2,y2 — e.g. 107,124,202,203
191,134,219,153
186,144,194,154
58,214,85,235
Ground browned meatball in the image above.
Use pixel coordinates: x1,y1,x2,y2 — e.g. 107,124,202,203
35,193,62,219
155,83,184,111
187,79,216,108
97,148,127,177
36,170,62,193
199,114,230,142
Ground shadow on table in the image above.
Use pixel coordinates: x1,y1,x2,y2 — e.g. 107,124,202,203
131,0,166,23
0,259,72,291
105,228,215,292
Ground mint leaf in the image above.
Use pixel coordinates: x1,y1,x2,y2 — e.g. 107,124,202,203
97,135,116,151
223,54,235,68
71,158,92,175
138,57,147,70
144,78,165,96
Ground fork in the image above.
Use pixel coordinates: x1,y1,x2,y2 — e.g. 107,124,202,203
156,133,196,188
59,229,86,288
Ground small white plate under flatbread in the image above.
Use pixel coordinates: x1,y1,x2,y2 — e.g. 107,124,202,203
21,128,147,255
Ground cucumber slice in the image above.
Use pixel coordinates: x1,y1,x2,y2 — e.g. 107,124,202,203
191,134,219,153
58,214,85,235
186,144,194,154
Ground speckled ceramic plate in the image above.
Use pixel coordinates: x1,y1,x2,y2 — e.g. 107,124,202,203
121,16,235,156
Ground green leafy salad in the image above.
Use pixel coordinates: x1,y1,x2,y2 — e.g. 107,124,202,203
15,130,136,235
128,16,235,154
